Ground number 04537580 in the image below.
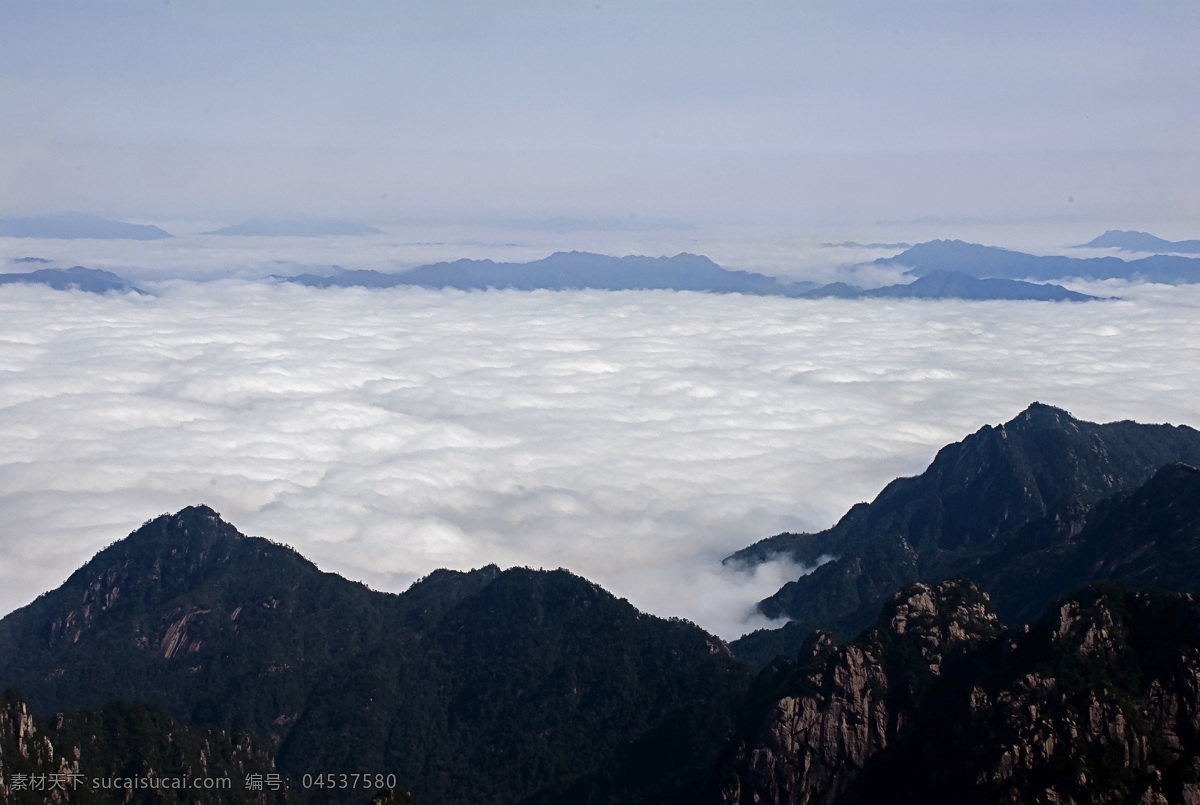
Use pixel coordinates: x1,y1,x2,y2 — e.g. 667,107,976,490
301,773,398,790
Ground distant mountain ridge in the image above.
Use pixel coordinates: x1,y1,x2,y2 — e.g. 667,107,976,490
877,239,1200,283
0,266,143,294
288,251,817,296
727,403,1200,665
287,251,1099,300
0,213,172,240
802,270,1096,301
1080,229,1200,253
0,250,1103,300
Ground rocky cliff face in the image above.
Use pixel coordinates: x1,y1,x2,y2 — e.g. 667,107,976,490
716,580,1200,804
717,578,1000,804
0,691,75,804
1,687,292,804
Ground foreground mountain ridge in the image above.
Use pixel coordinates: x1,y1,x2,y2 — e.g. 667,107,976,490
0,507,749,804
6,402,1200,801
4,458,1200,801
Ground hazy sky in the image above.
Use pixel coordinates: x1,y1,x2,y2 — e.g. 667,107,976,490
3,0,1198,227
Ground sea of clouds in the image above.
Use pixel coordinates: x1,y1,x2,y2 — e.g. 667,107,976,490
3,231,1200,640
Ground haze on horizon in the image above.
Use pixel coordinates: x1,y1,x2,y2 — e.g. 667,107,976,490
2,0,1198,231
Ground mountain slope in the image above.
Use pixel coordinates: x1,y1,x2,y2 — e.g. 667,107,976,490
975,462,1200,623
0,267,142,294
0,507,751,804
1081,230,1200,253
711,579,1200,804
728,404,1200,664
0,214,172,240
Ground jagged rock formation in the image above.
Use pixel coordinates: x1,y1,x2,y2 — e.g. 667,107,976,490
729,404,1200,665
0,507,750,804
715,579,1000,804
1,687,291,804
714,580,1200,804
0,690,74,804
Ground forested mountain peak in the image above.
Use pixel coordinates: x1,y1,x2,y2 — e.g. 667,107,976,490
0,509,750,804
728,405,1200,665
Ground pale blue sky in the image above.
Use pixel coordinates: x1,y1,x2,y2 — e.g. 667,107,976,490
2,0,1197,226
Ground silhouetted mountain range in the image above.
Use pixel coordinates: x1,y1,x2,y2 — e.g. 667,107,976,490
202,219,383,237
0,267,143,294
877,239,1200,283
1080,230,1200,254
0,214,172,240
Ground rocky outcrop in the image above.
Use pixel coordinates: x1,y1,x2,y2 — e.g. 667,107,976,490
716,580,1200,804
718,578,999,804
158,606,211,659
1,687,293,804
0,691,76,804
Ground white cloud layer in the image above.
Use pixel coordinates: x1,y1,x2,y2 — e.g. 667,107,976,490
3,277,1200,640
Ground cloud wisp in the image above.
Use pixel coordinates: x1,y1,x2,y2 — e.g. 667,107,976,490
2,280,1199,639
